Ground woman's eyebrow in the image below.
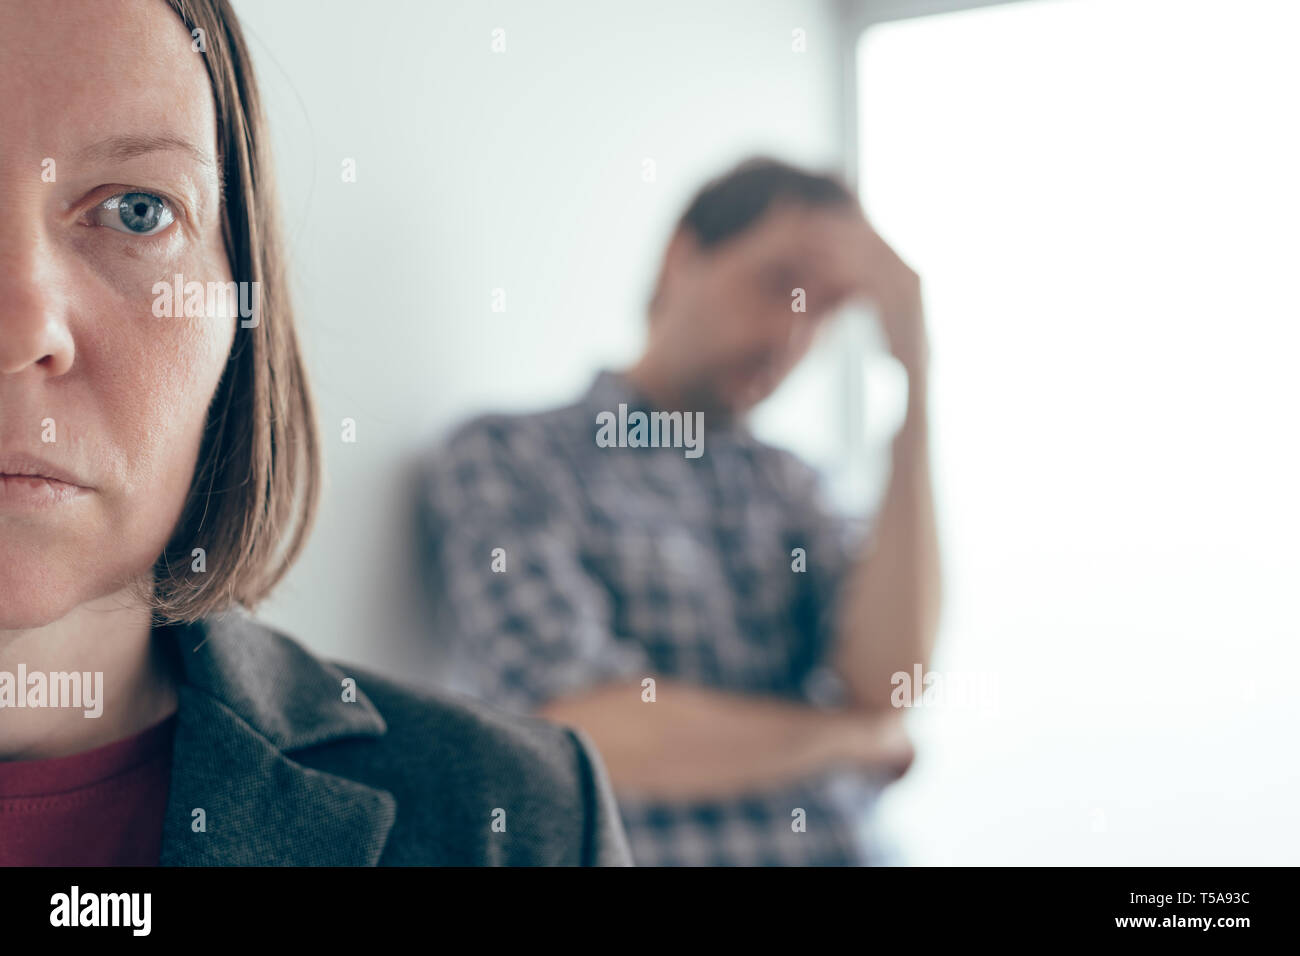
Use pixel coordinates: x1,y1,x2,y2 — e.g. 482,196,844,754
76,133,216,173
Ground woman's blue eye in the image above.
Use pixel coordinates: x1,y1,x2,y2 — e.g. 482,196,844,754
97,192,174,236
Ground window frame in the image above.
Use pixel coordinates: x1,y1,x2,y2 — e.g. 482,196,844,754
835,0,1035,192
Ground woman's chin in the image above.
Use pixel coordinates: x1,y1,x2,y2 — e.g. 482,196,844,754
0,563,117,632
0,599,72,632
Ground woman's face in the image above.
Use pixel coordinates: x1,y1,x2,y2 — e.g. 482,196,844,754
0,1,237,629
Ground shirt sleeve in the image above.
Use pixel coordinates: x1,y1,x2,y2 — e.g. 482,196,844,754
767,447,874,707
420,417,653,715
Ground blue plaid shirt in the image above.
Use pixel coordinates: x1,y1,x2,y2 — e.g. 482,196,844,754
420,370,892,865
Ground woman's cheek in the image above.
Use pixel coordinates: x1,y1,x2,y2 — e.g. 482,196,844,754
135,305,235,481
82,253,237,500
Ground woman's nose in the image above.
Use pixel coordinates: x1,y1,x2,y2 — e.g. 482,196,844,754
0,236,76,378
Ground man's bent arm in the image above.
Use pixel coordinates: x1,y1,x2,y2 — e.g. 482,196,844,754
535,678,913,801
832,375,943,712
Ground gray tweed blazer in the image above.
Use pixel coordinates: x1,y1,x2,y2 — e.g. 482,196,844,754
155,610,634,866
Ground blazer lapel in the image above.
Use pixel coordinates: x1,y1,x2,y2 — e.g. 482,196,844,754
158,613,398,866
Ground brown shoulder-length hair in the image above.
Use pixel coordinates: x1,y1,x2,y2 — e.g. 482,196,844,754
149,0,320,623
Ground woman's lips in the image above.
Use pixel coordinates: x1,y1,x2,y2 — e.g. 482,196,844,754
0,473,87,507
0,474,88,508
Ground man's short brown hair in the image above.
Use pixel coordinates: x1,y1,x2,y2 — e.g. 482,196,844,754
675,156,856,249
649,156,857,314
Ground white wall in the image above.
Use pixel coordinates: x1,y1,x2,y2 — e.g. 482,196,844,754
229,0,845,676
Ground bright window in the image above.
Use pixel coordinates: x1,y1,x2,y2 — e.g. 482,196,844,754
858,0,1300,864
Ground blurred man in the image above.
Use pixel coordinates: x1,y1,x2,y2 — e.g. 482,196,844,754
420,157,941,865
